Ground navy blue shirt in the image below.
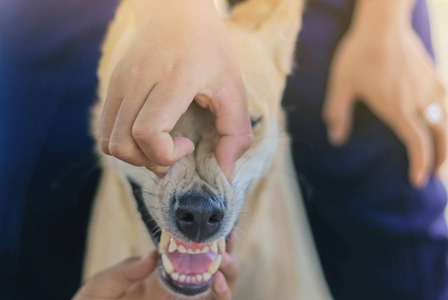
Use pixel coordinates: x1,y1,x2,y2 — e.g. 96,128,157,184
0,1,118,298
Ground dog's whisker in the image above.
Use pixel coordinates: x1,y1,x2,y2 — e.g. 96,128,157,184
232,226,248,239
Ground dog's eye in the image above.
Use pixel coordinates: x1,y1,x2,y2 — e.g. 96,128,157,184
250,116,263,128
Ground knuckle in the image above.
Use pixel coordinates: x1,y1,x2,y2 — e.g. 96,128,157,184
147,164,169,176
99,139,111,155
129,64,145,82
161,59,198,83
132,123,154,142
390,98,406,115
109,142,138,161
151,150,174,167
132,125,174,166
160,59,183,79
110,67,122,84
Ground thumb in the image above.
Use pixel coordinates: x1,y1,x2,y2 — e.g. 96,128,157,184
212,271,232,300
74,252,158,299
323,76,355,146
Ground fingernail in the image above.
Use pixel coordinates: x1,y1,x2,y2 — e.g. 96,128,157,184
328,127,345,146
140,251,156,262
412,172,428,189
140,253,150,261
214,272,228,293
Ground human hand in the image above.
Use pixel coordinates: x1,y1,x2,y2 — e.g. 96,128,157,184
73,251,239,300
323,0,447,188
99,0,252,181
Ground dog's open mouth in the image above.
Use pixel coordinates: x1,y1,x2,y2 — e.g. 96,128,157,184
144,213,226,296
158,231,226,295
130,179,226,296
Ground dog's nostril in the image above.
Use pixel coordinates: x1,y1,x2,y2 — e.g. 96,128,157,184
208,213,224,224
177,211,194,223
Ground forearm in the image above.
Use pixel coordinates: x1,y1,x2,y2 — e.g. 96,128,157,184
352,0,416,33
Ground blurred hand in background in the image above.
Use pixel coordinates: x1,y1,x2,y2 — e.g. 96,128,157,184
323,0,447,188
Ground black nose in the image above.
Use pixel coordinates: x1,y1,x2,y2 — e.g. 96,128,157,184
175,192,225,242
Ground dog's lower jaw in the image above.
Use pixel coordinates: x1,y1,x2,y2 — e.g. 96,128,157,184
158,261,213,297
157,231,226,296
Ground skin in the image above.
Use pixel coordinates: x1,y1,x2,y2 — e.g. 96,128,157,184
73,251,239,300
324,0,447,188
99,0,253,181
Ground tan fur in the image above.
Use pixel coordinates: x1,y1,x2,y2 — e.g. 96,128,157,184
84,0,332,299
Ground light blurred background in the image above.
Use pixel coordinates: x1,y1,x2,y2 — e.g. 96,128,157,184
428,0,448,209
430,0,448,81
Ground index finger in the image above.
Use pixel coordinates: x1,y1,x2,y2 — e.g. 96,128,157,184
132,79,197,167
204,84,252,182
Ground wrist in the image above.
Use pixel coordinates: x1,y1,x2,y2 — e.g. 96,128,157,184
351,0,415,36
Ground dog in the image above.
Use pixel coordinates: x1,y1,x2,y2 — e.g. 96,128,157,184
83,0,332,298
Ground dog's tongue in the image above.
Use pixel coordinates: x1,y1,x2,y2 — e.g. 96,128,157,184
160,233,225,280
166,251,218,274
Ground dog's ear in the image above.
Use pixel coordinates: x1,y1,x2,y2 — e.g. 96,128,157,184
229,0,303,74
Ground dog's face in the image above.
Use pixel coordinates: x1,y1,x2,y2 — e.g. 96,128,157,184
104,0,301,296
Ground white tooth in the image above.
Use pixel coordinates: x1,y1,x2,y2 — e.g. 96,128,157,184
196,274,203,282
168,238,177,253
159,231,170,253
161,254,174,275
218,238,226,253
201,246,209,253
186,276,191,283
171,272,179,281
203,272,211,281
194,249,201,254
179,275,186,282
207,255,222,275
210,242,218,253
178,245,186,253
187,249,194,254
191,276,196,283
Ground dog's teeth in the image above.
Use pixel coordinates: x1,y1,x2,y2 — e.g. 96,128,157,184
218,238,226,253
210,242,218,253
159,231,170,253
203,272,211,281
196,274,203,282
171,272,179,281
187,249,194,254
168,238,177,253
207,254,222,275
161,254,174,275
178,245,186,253
201,246,209,253
194,249,201,254
186,276,191,283
191,276,196,283
179,275,186,283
